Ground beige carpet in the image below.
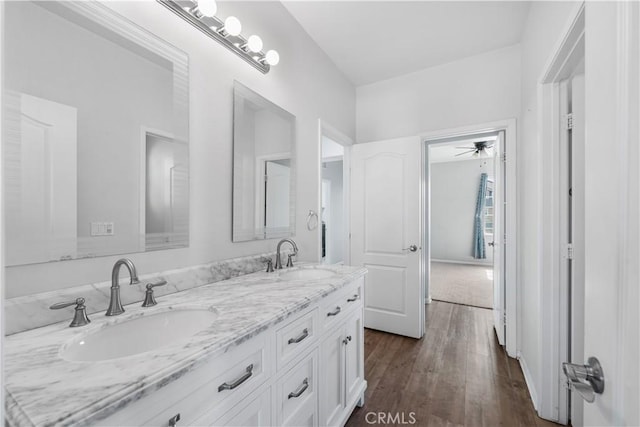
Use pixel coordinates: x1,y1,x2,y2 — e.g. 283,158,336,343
430,262,493,309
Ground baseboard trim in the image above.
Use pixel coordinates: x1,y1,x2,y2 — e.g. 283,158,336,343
431,258,492,267
517,352,539,411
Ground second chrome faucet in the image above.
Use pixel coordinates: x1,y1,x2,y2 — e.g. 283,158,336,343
106,258,140,316
275,238,298,269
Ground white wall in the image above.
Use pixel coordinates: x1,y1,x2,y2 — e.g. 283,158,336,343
517,1,579,412
431,158,494,264
4,1,355,297
356,45,521,143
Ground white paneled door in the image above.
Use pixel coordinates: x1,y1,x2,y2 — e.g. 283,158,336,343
492,131,505,345
351,137,424,339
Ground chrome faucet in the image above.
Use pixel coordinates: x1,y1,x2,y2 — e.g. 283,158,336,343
106,258,140,316
275,239,298,269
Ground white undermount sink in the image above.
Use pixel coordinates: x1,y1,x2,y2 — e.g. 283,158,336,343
60,309,218,362
278,267,337,281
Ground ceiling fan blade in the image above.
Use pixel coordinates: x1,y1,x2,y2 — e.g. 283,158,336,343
455,149,476,157
455,146,475,149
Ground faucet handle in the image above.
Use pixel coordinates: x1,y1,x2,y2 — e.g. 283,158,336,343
141,280,167,307
145,280,167,289
50,297,91,327
50,297,85,310
263,258,274,273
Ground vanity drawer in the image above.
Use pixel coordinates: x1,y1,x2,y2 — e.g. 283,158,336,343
276,308,318,370
320,279,362,333
276,349,318,427
203,384,272,427
96,331,272,426
341,278,363,310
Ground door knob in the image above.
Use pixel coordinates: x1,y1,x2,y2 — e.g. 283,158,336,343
562,357,604,403
403,245,418,252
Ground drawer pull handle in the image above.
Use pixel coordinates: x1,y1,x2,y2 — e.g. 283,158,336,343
218,364,254,392
168,413,181,427
288,328,309,345
347,294,359,302
327,306,341,317
288,378,309,399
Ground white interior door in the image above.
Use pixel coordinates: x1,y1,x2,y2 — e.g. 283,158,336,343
265,160,290,229
581,3,639,424
5,93,77,265
492,131,505,345
569,72,586,427
350,137,424,339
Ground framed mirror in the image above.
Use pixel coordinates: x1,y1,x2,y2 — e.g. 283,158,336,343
2,1,189,266
232,82,296,242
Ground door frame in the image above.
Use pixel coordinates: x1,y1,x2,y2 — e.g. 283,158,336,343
421,118,517,357
317,119,353,264
538,3,585,423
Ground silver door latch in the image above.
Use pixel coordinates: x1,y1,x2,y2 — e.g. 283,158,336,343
562,357,604,403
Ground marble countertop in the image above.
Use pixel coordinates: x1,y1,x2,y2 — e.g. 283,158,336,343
4,263,367,427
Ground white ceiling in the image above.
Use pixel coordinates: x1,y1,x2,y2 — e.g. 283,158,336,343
281,1,531,86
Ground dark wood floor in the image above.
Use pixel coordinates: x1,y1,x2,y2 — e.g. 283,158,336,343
345,301,560,427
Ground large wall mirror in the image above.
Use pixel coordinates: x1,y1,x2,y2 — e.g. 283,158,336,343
233,82,296,242
3,1,189,266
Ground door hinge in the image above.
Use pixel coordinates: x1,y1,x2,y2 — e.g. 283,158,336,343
567,243,574,260
566,113,574,130
501,153,506,163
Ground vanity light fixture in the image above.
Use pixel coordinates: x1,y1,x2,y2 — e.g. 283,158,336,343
218,16,242,37
157,0,279,74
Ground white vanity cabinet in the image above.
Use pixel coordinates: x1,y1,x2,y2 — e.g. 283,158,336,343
93,276,365,427
319,279,365,427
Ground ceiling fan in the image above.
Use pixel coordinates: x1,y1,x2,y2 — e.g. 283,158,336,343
455,140,494,158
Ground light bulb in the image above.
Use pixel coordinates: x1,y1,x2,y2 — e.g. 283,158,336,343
265,50,280,66
247,35,263,53
223,16,242,36
197,0,217,17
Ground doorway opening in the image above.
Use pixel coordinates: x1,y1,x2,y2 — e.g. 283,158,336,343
538,5,585,422
422,120,516,355
428,135,499,310
318,120,352,265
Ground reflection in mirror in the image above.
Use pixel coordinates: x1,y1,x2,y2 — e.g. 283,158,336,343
3,1,189,266
143,131,189,249
233,82,296,242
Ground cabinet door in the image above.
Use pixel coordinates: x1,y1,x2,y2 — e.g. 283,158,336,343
320,327,345,427
345,310,364,405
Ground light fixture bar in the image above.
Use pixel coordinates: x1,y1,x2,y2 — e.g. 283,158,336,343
157,0,271,74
